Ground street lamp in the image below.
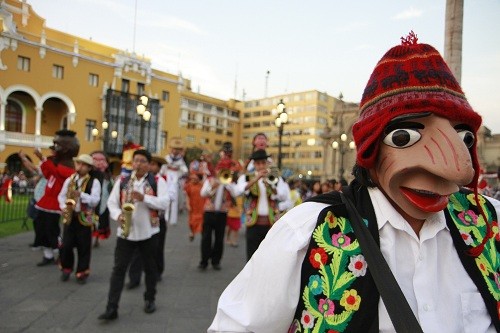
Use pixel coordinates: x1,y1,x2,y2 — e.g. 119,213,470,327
274,99,288,170
331,134,355,181
136,95,151,146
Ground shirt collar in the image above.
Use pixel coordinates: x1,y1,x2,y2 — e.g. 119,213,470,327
367,187,449,234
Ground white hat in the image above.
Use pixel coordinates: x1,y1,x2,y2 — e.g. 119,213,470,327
73,154,93,166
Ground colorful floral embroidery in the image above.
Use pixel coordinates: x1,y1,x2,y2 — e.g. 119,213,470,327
293,212,363,332
348,255,367,277
449,192,500,303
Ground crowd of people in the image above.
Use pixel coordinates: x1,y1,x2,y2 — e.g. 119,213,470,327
2,32,500,332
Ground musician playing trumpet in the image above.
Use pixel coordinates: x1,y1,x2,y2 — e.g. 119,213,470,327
235,149,291,261
99,149,169,320
57,154,101,284
198,142,240,271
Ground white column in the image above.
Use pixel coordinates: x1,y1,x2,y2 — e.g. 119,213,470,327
35,106,42,135
0,100,6,131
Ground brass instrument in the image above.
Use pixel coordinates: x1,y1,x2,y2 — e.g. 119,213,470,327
218,169,234,185
62,174,77,224
121,171,136,238
265,167,281,187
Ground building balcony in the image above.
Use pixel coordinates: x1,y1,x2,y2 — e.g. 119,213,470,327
0,131,53,150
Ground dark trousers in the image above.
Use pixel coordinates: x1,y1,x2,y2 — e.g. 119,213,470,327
106,233,159,310
200,211,227,266
128,218,167,284
246,224,271,261
60,215,92,275
33,210,61,249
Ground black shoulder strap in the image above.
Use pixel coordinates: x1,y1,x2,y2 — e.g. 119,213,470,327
147,173,157,195
340,192,423,333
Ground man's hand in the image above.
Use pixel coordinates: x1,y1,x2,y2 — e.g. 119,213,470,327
131,191,144,202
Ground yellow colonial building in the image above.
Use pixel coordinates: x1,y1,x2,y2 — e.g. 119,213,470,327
0,0,240,174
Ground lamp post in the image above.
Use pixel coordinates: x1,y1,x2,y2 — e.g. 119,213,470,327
274,99,288,170
331,134,355,181
136,95,151,147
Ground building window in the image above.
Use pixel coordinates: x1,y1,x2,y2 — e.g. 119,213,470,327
162,90,170,101
202,116,210,124
52,65,64,79
5,100,22,132
85,119,97,141
121,79,130,93
216,129,223,135
186,135,195,143
215,140,222,146
17,56,30,72
160,131,168,150
137,82,145,96
187,123,196,129
227,131,233,137
88,73,99,87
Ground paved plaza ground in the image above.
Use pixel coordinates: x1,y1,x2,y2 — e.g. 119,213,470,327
0,213,247,332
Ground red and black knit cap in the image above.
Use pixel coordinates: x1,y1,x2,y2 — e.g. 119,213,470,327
352,31,482,188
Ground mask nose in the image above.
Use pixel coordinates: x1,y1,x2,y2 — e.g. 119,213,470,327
421,122,475,186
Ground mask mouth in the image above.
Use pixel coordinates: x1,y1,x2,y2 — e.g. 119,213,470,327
400,187,449,213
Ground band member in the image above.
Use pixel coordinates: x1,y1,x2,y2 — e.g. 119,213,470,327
127,155,174,288
90,150,113,247
57,154,101,284
98,149,169,320
34,130,79,266
160,137,188,225
121,133,143,177
198,144,239,271
235,149,290,261
209,33,500,332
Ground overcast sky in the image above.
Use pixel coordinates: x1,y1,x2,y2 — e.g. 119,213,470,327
27,0,500,132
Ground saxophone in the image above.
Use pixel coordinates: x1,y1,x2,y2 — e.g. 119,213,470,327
62,174,77,225
121,171,136,238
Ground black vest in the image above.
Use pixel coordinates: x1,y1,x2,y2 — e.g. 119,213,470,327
289,180,500,332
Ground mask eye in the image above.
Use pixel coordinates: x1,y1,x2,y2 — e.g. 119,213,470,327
383,129,421,148
457,130,474,148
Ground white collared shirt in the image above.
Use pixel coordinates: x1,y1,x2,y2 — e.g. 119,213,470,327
107,173,169,241
208,188,499,333
58,174,101,212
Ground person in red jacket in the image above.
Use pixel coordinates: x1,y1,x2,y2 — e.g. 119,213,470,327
34,130,79,266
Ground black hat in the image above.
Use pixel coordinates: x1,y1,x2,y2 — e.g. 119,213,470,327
222,142,233,152
249,149,270,161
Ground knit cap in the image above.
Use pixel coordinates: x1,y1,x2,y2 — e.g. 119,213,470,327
352,31,482,188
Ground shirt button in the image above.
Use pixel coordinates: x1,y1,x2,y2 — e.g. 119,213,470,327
423,304,430,311
418,253,424,261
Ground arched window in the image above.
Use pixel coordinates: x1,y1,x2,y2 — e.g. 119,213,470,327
5,100,22,132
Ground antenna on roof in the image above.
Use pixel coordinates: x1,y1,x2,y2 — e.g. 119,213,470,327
264,70,270,98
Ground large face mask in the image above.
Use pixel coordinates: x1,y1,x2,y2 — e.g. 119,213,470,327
370,114,475,222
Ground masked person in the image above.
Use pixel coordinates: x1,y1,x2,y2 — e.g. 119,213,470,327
209,32,500,332
58,154,101,284
98,149,169,320
34,130,79,266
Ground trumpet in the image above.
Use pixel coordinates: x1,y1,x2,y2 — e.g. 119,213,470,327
265,167,281,187
121,171,136,238
218,169,234,185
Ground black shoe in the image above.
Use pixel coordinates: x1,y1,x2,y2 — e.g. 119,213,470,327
144,300,156,314
37,257,55,267
197,263,207,271
76,276,87,285
60,272,70,282
212,264,221,271
98,308,118,320
126,281,140,290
